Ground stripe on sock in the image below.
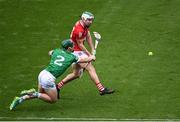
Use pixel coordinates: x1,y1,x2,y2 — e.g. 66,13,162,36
96,83,105,91
58,80,65,89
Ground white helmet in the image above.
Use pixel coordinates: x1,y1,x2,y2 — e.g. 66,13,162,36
81,11,94,20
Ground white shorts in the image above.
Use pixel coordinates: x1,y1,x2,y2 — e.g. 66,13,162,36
38,70,56,89
73,51,89,59
73,51,89,68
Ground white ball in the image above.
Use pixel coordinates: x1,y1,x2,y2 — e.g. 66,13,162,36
148,52,153,56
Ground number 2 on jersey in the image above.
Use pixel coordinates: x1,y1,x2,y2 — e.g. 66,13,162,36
54,55,65,66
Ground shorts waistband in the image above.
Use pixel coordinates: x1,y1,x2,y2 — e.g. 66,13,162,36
44,70,56,80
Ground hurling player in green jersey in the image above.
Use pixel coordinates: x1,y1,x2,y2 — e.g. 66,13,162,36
10,39,95,111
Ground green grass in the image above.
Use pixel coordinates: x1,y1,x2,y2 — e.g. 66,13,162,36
0,0,180,120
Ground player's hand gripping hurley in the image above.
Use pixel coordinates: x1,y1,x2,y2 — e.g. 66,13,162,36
80,32,101,78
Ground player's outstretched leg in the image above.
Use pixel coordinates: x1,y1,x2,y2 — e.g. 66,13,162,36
20,88,36,96
10,97,21,110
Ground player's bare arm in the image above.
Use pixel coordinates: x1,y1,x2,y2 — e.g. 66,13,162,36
86,31,95,55
76,38,91,56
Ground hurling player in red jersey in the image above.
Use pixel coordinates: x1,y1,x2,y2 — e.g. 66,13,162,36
57,11,114,95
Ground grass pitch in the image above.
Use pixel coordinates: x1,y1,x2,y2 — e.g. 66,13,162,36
0,0,180,120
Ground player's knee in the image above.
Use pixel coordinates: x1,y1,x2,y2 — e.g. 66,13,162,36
73,71,81,78
49,98,58,103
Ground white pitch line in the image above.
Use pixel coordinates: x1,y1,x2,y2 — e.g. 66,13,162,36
0,117,180,121
1,117,117,121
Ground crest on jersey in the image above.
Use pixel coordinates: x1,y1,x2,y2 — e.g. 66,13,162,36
79,32,82,38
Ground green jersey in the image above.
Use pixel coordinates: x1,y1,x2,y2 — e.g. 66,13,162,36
46,48,78,78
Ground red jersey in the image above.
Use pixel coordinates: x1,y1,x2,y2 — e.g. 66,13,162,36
70,21,89,51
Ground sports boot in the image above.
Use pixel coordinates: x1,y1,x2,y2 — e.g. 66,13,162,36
10,97,21,110
20,88,36,96
100,88,115,95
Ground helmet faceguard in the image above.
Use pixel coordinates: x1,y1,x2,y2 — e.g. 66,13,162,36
81,11,94,28
81,11,94,21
